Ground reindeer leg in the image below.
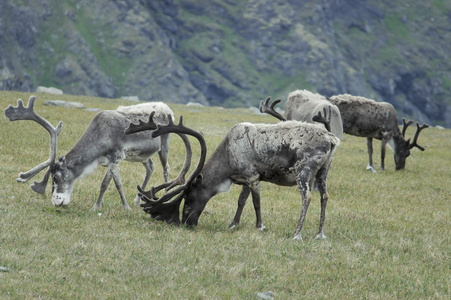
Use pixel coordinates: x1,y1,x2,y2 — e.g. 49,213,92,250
229,185,251,229
366,137,376,172
249,181,266,231
314,167,329,240
134,159,155,206
91,165,114,211
380,138,387,171
110,163,131,210
293,168,313,240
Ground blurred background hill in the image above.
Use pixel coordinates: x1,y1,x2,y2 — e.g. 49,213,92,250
1,0,450,126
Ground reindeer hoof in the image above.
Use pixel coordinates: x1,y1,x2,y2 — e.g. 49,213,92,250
366,165,376,172
292,234,303,241
314,232,327,240
228,222,239,230
257,224,267,231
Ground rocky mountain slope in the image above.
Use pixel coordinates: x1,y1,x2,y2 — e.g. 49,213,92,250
1,0,450,126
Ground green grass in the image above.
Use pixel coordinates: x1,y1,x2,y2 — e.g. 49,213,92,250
0,91,449,299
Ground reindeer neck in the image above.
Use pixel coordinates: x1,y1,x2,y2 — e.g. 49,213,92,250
64,139,104,168
63,112,125,175
199,141,234,195
392,132,407,150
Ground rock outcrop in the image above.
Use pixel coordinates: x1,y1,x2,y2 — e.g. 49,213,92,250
1,0,450,126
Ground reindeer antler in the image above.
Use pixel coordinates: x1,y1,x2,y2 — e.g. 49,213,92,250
126,113,193,196
124,111,157,134
408,122,429,151
140,131,192,197
401,118,429,151
312,106,332,132
142,115,207,223
259,97,287,121
4,96,62,193
126,114,206,224
402,118,414,137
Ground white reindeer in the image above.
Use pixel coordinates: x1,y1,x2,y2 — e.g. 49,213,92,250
4,95,173,210
127,98,340,240
327,94,428,171
281,89,343,139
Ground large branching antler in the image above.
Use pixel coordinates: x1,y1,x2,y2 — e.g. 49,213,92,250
125,111,158,133
259,97,287,121
126,113,192,196
4,96,62,193
145,115,206,203
144,116,206,223
126,114,207,224
312,106,332,132
408,122,429,151
401,118,414,137
401,118,429,151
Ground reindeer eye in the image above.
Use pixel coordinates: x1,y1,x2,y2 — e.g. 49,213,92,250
52,172,62,182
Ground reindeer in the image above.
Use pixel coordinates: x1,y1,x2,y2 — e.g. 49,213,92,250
327,94,429,171
4,95,173,210
126,98,340,240
280,89,343,139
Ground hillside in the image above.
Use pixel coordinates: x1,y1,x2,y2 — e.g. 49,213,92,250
1,0,450,126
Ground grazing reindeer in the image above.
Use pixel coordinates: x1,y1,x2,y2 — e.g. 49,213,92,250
4,95,173,210
127,98,340,240
283,89,343,139
327,94,429,171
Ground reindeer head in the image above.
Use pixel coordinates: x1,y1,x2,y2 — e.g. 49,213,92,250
4,96,82,206
50,157,78,206
180,174,213,226
4,96,74,206
394,119,429,170
126,114,207,225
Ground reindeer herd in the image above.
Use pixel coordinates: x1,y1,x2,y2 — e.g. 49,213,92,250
4,90,428,240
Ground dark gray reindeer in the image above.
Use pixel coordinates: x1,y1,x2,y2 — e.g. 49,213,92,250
126,98,340,240
4,95,173,210
327,94,429,171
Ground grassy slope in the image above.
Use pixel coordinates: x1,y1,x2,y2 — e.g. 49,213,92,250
0,91,449,299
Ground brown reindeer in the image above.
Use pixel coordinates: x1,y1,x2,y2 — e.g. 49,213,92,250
327,94,428,171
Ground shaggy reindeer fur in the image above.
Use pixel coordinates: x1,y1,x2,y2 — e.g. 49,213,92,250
5,96,174,210
142,119,340,240
286,90,343,139
328,94,428,170
328,94,398,137
52,102,174,209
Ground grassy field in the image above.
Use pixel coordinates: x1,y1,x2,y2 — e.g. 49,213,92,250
0,91,449,299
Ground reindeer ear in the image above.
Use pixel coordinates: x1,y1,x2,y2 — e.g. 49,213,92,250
193,174,203,187
59,156,73,168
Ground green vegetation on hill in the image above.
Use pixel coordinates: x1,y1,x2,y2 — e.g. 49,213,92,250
1,0,451,126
